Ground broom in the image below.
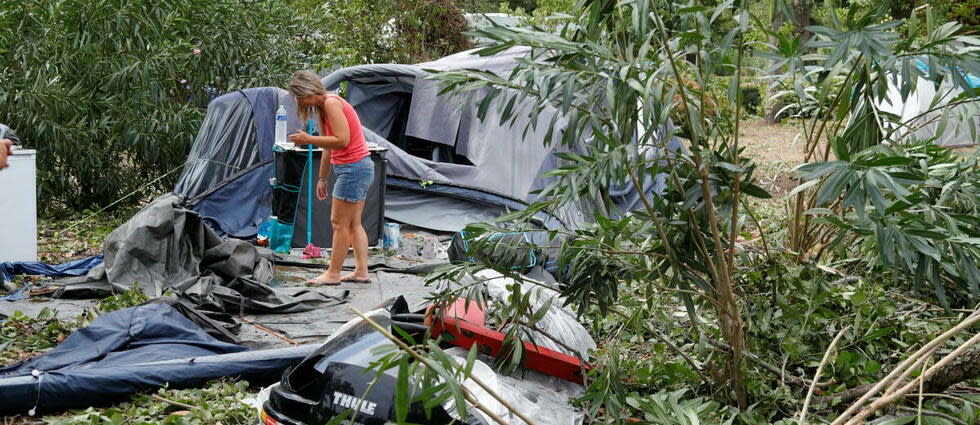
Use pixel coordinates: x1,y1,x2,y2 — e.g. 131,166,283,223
302,114,322,259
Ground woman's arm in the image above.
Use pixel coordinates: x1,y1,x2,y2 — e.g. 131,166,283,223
289,98,350,149
318,149,331,180
315,150,330,200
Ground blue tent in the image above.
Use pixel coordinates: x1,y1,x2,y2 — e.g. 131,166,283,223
174,87,300,238
0,302,315,415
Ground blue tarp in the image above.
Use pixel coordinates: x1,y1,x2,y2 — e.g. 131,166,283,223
0,255,103,284
914,58,980,89
0,302,315,415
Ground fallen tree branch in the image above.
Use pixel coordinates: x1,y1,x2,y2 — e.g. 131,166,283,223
150,394,195,410
707,339,830,388
842,332,980,425
824,310,980,422
817,320,980,408
799,326,850,424
829,276,860,286
894,407,968,425
610,309,711,385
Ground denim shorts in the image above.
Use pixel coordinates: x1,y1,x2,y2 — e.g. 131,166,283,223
332,156,374,202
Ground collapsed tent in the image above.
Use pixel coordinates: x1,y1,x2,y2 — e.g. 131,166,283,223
0,255,102,285
53,194,349,313
174,87,295,238
0,302,317,416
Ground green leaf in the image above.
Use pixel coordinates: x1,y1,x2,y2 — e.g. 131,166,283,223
395,356,410,423
816,168,853,206
907,237,942,262
716,162,745,173
794,161,848,181
529,295,554,325
741,183,772,199
788,180,820,197
861,156,914,167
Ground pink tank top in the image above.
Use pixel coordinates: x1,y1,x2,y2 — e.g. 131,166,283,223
321,94,369,165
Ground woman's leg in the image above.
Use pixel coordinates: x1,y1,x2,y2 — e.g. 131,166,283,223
342,200,369,280
315,197,359,282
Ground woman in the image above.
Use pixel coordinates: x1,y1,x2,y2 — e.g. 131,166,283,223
287,70,373,285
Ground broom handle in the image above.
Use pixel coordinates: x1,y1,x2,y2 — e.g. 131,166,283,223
307,117,314,245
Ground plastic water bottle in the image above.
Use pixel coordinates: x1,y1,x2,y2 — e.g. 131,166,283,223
383,223,401,255
275,105,287,144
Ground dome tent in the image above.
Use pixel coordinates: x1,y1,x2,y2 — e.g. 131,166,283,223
174,87,298,238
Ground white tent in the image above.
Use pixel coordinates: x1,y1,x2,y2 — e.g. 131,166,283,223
878,62,979,147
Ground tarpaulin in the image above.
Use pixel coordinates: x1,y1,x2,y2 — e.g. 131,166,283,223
478,269,596,359
0,302,316,415
52,193,349,314
0,255,103,284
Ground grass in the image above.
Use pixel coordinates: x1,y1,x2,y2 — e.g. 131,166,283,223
44,380,257,425
36,211,135,265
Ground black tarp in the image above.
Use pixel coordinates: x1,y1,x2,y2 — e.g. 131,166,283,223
0,302,316,415
52,193,349,314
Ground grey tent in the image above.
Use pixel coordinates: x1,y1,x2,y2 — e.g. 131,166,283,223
321,48,679,232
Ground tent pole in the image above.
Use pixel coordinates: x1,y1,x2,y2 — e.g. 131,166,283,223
306,115,314,246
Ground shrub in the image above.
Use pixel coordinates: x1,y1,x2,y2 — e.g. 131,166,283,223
1,0,473,215
0,0,309,214
795,142,980,308
395,0,472,62
740,85,762,116
299,0,472,70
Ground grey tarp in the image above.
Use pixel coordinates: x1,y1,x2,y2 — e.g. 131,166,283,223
444,347,586,425
476,269,596,358
54,194,348,313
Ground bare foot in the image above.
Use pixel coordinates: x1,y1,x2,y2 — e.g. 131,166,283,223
308,270,342,285
340,272,371,283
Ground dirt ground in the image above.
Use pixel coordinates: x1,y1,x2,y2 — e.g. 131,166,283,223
738,119,806,197
739,120,807,164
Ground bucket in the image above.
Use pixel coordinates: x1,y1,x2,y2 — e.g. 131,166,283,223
269,217,295,254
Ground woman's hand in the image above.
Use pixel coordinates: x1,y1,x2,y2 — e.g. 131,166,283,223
289,129,311,145
316,179,328,200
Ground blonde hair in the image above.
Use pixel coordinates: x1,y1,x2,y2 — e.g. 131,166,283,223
287,70,327,126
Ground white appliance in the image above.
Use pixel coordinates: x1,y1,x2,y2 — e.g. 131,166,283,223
0,148,38,262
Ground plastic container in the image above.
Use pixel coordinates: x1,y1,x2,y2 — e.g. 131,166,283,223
382,223,401,254
257,217,273,240
275,105,288,144
269,217,295,254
